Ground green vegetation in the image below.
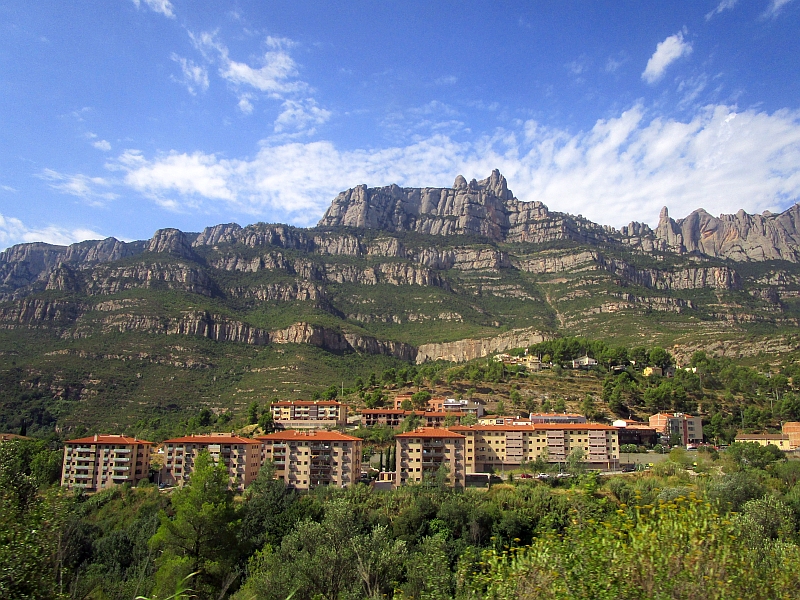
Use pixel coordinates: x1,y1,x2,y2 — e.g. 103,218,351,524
2,436,799,599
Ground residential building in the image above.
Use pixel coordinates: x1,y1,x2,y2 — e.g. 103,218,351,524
783,422,800,449
362,409,463,428
643,366,663,377
256,430,362,490
529,412,587,424
160,434,261,491
362,409,406,427
613,419,658,447
450,423,619,472
735,433,792,451
571,355,598,369
441,397,485,417
479,415,531,426
393,394,447,411
649,412,703,445
61,434,152,491
271,400,348,429
396,428,466,487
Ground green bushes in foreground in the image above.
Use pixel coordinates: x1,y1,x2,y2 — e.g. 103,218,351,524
465,494,800,600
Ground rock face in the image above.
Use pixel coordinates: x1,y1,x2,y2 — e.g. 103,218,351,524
416,327,553,364
321,170,800,262
319,170,612,246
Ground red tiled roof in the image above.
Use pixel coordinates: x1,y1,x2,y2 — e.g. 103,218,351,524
272,401,342,406
529,413,585,417
162,435,257,444
65,434,153,445
450,425,534,432
255,430,361,442
533,423,616,431
395,427,465,439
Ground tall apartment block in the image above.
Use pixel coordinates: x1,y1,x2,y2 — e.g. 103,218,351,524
271,400,348,429
256,430,362,490
450,423,619,471
648,412,703,446
61,434,152,491
395,427,466,487
160,434,261,491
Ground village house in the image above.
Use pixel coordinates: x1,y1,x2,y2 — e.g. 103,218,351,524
735,433,793,451
648,412,703,446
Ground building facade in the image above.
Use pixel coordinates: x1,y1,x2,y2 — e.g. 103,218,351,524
160,434,261,491
649,412,703,446
395,428,466,487
256,430,362,490
61,434,152,491
735,433,792,451
271,400,348,429
450,423,619,472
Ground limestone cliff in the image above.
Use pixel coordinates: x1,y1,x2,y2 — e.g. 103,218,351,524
415,327,553,364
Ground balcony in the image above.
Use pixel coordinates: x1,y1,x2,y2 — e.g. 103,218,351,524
115,448,132,454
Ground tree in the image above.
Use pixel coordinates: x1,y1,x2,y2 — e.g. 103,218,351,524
248,401,259,425
411,390,432,410
460,413,477,426
149,451,241,599
400,412,423,432
649,347,673,369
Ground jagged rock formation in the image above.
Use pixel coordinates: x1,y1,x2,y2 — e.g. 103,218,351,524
2,170,800,366
416,328,553,364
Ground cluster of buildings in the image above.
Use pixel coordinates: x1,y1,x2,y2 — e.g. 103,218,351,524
58,394,799,494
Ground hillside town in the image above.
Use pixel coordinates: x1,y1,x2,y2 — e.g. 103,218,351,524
58,392,800,493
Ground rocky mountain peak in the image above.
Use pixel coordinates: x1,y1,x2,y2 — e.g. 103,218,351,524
146,228,196,259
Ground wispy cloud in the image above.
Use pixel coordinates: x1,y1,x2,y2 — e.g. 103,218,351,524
642,31,693,84
0,212,105,250
131,0,175,19
706,0,738,21
171,54,209,95
93,139,111,151
274,99,331,135
105,103,800,229
434,75,458,85
192,32,306,98
38,169,117,206
763,0,796,18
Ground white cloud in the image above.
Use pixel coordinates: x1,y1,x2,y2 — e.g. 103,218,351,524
106,103,800,229
192,32,306,97
38,169,117,206
0,212,105,250
706,0,738,20
238,94,255,115
171,54,209,95
131,0,175,19
763,0,796,17
93,139,112,151
273,99,331,134
434,75,458,85
642,31,693,84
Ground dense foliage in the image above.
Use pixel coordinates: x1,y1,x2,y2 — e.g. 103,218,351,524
2,436,800,599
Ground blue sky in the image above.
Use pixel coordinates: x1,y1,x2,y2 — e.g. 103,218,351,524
1,0,800,249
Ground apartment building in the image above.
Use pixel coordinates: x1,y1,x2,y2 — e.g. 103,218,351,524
61,434,152,491
362,409,463,428
649,412,703,446
529,413,587,424
160,434,261,491
256,430,362,490
271,401,348,429
449,423,619,472
395,427,466,487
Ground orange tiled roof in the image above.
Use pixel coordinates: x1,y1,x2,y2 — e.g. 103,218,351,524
255,430,361,442
395,427,465,439
162,435,257,444
272,400,342,406
65,434,153,445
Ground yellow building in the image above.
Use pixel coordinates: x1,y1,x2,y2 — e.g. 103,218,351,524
450,423,619,472
395,427,466,487
735,433,792,451
160,434,261,491
61,434,152,491
271,400,348,429
257,430,362,490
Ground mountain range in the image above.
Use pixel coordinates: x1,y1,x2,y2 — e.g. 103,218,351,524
2,171,800,431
